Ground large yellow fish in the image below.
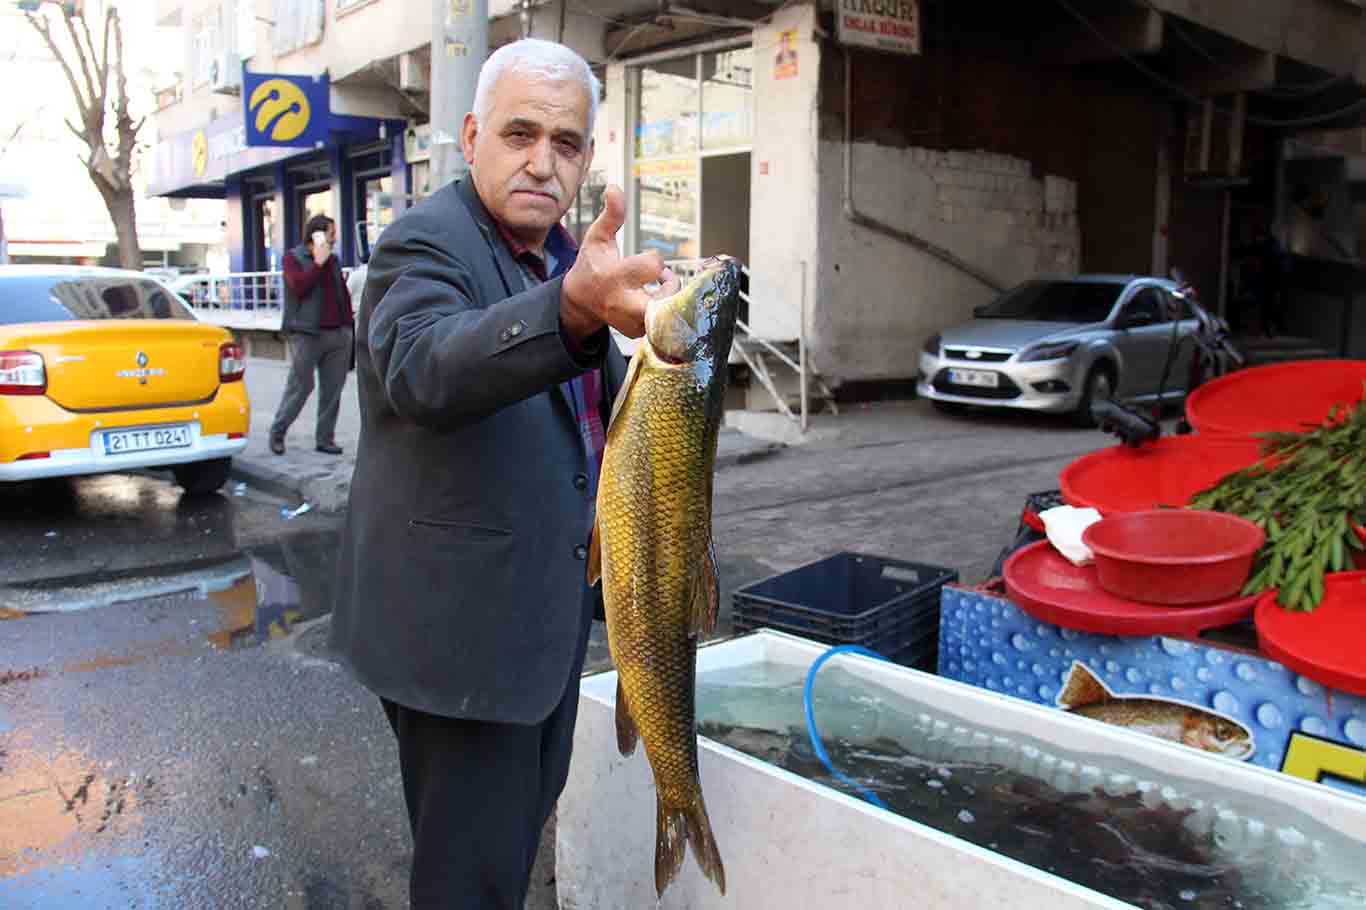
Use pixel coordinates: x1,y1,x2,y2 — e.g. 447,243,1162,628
587,256,740,898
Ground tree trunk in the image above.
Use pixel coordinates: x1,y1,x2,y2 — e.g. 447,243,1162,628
102,183,141,270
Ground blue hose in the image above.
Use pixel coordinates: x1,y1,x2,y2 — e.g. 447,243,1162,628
803,644,891,810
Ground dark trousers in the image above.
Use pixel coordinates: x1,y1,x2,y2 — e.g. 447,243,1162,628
270,326,353,445
381,591,594,909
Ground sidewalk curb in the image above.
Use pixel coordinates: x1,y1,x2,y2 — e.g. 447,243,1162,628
230,440,785,512
228,457,308,504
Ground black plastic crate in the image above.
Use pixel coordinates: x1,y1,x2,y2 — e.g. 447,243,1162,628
732,552,958,669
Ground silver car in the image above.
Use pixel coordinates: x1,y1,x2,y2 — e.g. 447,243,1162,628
917,275,1212,423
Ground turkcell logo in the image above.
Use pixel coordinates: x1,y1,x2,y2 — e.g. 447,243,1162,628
250,79,311,142
242,72,330,148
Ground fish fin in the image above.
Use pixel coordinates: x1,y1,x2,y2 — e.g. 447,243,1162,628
691,542,721,636
1056,662,1112,710
683,794,726,896
586,515,602,587
614,677,639,757
655,793,726,898
607,348,643,430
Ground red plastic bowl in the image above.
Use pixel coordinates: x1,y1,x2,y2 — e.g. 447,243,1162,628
1060,435,1266,515
1081,510,1266,605
1186,359,1366,436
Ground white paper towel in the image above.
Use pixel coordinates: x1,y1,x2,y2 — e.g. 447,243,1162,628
1039,505,1103,567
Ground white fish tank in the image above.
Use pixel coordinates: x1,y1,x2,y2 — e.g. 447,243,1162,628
557,630,1366,910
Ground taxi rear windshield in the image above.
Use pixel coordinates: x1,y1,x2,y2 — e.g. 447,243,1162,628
1,275,194,324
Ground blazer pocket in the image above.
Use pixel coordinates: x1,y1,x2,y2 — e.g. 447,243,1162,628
408,517,513,541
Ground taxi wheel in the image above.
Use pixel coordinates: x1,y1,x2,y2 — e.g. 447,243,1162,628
173,457,232,496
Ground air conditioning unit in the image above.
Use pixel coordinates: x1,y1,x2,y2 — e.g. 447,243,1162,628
210,50,242,95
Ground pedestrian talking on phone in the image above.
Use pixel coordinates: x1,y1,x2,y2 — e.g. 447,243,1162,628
269,214,355,456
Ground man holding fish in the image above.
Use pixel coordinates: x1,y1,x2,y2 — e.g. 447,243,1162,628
331,37,737,908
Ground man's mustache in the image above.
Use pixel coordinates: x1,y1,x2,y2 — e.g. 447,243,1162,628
509,180,563,199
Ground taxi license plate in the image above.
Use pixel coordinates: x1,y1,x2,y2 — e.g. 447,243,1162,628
949,368,999,388
104,425,192,455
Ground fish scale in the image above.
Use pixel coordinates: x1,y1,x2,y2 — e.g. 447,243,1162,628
590,257,739,899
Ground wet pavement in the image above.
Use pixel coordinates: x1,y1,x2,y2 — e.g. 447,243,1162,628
0,526,408,909
0,398,1105,908
0,473,339,604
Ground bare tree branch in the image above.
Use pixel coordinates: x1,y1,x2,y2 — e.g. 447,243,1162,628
29,1,143,268
111,7,136,191
58,3,100,119
96,4,113,118
25,11,90,120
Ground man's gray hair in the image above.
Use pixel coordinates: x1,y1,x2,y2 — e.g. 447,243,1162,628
473,39,601,134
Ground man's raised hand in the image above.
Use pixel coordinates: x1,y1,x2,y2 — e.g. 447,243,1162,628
561,184,675,341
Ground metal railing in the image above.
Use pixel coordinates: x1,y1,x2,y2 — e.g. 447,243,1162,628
174,269,353,332
185,263,834,430
665,258,835,431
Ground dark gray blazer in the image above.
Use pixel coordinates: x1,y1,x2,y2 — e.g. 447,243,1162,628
329,178,627,724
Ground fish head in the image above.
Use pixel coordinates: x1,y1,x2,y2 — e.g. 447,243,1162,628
644,256,741,376
1184,712,1255,760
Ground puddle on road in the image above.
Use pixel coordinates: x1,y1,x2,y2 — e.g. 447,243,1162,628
206,530,339,650
0,530,339,653
0,737,151,878
0,556,253,614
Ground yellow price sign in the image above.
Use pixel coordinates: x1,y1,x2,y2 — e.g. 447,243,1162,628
1281,732,1366,788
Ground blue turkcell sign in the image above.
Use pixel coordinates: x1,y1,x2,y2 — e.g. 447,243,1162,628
243,71,331,149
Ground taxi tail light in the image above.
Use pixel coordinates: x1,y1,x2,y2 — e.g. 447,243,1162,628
0,350,46,395
219,342,245,382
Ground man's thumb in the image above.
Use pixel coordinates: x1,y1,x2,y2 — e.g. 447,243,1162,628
585,184,626,244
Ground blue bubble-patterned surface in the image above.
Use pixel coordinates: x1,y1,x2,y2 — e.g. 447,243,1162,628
937,586,1366,774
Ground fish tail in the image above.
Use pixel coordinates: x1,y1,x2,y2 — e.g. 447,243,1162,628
654,792,726,898
1056,661,1111,710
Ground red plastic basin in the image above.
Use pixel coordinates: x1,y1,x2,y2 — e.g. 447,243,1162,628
1186,359,1366,436
1060,435,1266,515
1081,510,1265,605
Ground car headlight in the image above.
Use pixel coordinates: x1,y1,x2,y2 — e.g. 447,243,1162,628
922,332,942,356
1018,341,1079,362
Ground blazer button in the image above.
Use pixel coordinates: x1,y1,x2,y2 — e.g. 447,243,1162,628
573,473,588,491
574,544,588,560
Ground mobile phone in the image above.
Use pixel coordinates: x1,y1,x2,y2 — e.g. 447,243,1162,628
312,230,327,248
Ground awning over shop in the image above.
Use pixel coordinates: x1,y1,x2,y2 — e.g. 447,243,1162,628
147,111,405,198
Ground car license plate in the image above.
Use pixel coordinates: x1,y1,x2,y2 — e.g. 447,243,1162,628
949,368,999,388
104,425,191,455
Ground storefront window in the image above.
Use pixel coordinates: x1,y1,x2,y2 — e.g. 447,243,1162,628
701,47,753,151
635,158,699,260
636,57,699,159
299,187,335,231
630,45,752,261
566,171,607,247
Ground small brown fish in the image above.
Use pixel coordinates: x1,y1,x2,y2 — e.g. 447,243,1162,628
1056,662,1254,760
588,257,740,898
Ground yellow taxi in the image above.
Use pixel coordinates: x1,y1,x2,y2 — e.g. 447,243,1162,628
0,266,249,494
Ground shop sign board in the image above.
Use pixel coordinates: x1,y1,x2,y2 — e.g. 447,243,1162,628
938,586,1366,797
835,0,921,56
243,72,331,149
